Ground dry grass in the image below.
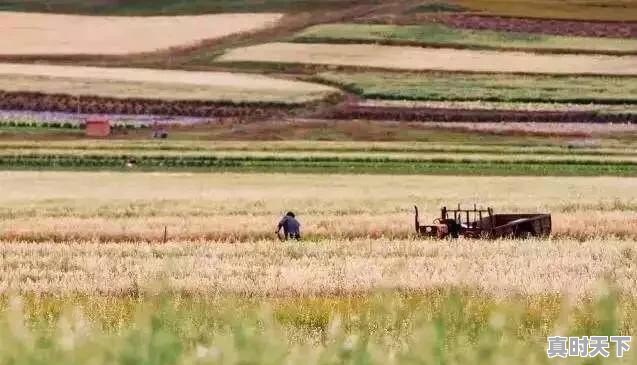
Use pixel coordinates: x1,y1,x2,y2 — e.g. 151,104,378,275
0,12,283,55
0,237,635,297
0,171,634,300
0,63,337,103
219,42,637,75
0,172,634,241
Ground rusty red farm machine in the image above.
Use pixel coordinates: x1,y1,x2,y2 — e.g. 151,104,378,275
414,205,551,239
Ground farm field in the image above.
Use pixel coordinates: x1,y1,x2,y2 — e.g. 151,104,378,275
357,100,637,114
0,63,338,104
0,12,283,55
455,0,637,21
0,171,634,242
1,237,636,297
0,137,635,175
317,71,637,103
294,23,637,54
0,171,636,364
0,0,365,14
218,42,637,75
1,0,637,363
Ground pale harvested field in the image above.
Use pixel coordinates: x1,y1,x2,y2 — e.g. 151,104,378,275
424,122,637,137
0,63,337,103
0,172,634,241
0,12,282,55
219,42,637,75
0,238,635,297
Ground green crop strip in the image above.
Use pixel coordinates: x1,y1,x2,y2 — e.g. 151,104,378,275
0,153,633,176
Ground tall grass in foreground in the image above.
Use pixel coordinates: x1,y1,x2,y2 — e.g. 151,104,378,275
0,290,633,364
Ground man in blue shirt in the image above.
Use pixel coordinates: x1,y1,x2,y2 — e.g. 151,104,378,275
276,211,301,240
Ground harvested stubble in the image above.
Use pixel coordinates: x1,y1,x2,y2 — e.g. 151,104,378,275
0,12,283,55
0,172,635,241
0,63,338,104
219,42,637,75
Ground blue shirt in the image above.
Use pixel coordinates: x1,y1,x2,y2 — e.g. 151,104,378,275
278,216,300,234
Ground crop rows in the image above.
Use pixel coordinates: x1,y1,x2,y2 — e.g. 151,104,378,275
295,23,637,55
0,91,293,117
0,153,634,176
329,104,637,123
1,140,635,156
317,71,637,104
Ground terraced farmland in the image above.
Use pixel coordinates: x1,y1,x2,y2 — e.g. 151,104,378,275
219,42,637,75
318,71,637,103
1,1,637,364
0,12,283,55
0,63,338,106
295,23,637,54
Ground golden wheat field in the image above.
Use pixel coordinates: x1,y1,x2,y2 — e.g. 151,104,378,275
0,12,283,55
0,171,634,297
0,63,337,102
0,237,633,297
0,171,635,242
219,42,637,75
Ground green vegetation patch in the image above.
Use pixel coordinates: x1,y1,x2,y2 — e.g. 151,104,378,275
317,71,637,104
0,289,632,364
295,23,637,53
0,151,635,176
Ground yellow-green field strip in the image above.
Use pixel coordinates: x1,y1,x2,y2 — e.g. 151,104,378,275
294,23,637,54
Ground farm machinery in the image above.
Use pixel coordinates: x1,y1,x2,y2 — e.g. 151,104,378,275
414,205,551,239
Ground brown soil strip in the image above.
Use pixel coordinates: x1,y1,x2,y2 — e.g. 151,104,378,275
362,13,637,38
292,37,637,56
325,104,637,124
0,92,294,119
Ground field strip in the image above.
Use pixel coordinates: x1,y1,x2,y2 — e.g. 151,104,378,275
219,42,637,75
2,149,637,163
0,140,634,156
356,100,637,114
317,71,637,104
0,154,635,176
0,12,282,55
0,210,633,242
454,0,637,21
295,23,637,54
0,63,337,103
0,238,635,296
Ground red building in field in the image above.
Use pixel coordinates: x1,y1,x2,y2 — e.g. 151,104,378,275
85,116,111,137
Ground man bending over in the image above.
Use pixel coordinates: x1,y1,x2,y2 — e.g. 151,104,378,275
276,211,301,240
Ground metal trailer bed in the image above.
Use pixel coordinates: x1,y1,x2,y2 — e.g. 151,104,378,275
415,205,551,239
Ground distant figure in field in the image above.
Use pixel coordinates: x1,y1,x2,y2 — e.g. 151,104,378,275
276,211,301,240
